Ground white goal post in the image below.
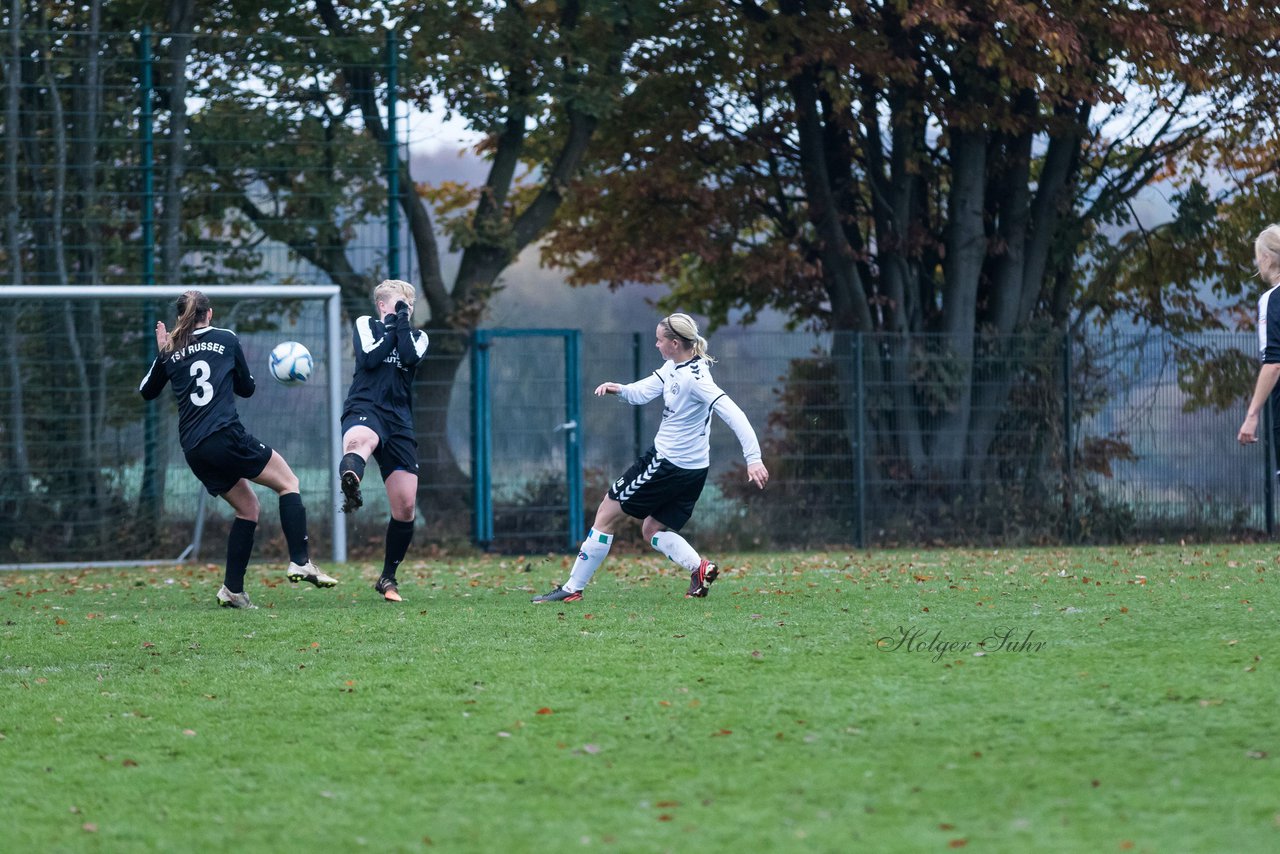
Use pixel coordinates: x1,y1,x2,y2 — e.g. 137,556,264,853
0,284,347,569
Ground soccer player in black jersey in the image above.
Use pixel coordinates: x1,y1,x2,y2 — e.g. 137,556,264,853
139,290,337,609
338,279,430,602
1240,226,1280,451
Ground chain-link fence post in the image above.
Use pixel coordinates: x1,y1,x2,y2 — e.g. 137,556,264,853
1265,396,1275,536
386,26,400,280
1062,330,1076,543
854,332,866,549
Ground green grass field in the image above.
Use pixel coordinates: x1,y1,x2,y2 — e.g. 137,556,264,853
3,545,1279,853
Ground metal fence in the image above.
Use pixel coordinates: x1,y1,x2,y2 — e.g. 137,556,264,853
417,326,1271,555
2,24,1273,560
3,26,410,295
571,328,1270,550
0,306,1270,565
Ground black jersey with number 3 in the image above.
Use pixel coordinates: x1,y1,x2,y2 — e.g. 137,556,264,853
139,326,255,452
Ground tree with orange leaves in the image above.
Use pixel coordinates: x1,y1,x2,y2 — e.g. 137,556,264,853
542,0,1280,488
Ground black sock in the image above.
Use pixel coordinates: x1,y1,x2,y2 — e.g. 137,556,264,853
225,517,257,594
382,517,414,580
341,453,366,480
278,492,309,565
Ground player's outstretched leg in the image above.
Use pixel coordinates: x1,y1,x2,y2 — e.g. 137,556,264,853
374,517,413,602
531,528,612,603
340,453,365,513
531,585,584,603
218,517,258,609
650,530,717,598
217,585,257,609
287,561,338,587
686,559,719,598
374,575,401,602
278,492,338,587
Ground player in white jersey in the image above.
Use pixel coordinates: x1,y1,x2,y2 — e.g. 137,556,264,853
533,313,769,603
1239,225,1280,449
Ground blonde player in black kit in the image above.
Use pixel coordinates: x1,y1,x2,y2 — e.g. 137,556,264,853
337,279,429,602
533,313,769,604
139,290,337,609
1239,225,1280,447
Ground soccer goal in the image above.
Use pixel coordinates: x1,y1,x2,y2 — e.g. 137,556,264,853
0,285,347,569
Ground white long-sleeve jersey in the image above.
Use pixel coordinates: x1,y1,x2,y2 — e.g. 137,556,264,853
617,356,762,470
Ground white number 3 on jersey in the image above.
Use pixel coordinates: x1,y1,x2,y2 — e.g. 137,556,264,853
189,360,213,406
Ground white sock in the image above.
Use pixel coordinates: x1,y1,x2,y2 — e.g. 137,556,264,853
565,529,614,592
650,530,701,572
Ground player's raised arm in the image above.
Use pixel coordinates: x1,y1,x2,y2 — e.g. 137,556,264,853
138,354,169,400
710,394,768,490
391,300,428,367
352,314,397,370
607,369,666,404
139,322,171,400
230,335,255,398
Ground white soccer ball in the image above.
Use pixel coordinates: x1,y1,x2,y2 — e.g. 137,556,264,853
268,341,313,386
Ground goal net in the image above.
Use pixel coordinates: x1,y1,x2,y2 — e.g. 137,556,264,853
0,285,346,569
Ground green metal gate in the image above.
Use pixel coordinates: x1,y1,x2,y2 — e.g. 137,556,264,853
470,329,583,551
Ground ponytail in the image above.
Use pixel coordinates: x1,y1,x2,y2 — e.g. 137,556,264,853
167,290,211,354
662,313,715,364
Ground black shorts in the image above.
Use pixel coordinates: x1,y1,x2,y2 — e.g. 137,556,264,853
184,423,273,497
341,408,419,480
607,447,707,531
